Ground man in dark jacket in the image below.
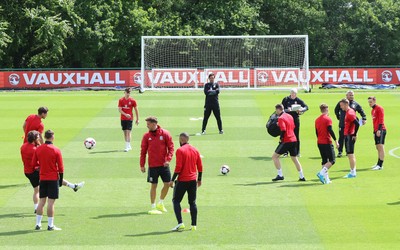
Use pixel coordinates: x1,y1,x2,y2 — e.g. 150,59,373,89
201,73,223,135
334,91,367,157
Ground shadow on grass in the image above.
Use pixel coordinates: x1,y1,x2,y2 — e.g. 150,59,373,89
387,201,400,206
91,212,147,219
89,150,122,154
234,182,278,186
0,213,36,219
308,157,321,160
125,230,177,237
333,168,370,173
279,181,322,188
0,229,40,236
249,156,272,161
0,183,26,190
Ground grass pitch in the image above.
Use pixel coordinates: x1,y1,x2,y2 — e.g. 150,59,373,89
1,88,400,249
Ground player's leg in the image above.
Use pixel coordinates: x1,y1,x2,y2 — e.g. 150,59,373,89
187,180,198,230
294,119,300,155
122,120,133,151
289,142,305,181
344,135,356,178
272,143,286,181
62,179,85,192
201,105,212,134
33,186,39,212
46,181,61,230
172,181,187,231
212,105,223,133
147,167,159,211
337,127,344,157
316,144,327,184
372,130,386,170
157,166,172,212
26,171,40,212
35,181,48,230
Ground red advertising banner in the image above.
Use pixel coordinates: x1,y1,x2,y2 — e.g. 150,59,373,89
0,68,399,89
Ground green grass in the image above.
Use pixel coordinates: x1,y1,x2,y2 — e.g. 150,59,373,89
1,88,400,249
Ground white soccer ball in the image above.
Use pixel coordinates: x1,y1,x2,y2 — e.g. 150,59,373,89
84,137,96,150
220,165,230,175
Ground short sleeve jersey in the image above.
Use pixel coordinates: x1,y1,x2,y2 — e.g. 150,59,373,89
24,115,43,143
344,108,357,136
315,114,333,144
278,113,297,143
118,97,137,121
371,104,386,132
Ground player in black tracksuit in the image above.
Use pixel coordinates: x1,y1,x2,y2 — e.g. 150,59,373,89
201,73,223,134
281,89,309,155
334,91,367,157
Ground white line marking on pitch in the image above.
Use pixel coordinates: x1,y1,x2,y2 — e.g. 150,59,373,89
389,147,400,159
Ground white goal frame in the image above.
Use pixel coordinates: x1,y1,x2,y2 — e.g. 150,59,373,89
141,35,310,91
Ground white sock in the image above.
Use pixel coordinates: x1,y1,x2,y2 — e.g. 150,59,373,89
151,203,156,209
34,204,38,210
48,217,54,227
125,142,131,148
320,167,328,175
351,169,356,175
65,181,75,189
299,170,304,179
159,199,164,204
36,215,43,226
277,169,283,177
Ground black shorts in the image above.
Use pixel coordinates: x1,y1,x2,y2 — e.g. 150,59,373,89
121,120,133,131
275,142,298,156
345,135,356,154
147,166,171,184
317,144,336,165
374,130,386,145
25,171,39,188
39,180,59,199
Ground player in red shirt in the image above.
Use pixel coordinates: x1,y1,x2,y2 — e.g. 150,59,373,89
118,88,139,152
23,107,48,144
169,132,203,231
140,116,174,214
271,104,305,182
315,104,339,184
368,96,387,170
340,98,360,178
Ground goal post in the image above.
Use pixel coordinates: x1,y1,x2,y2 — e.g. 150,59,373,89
141,35,310,91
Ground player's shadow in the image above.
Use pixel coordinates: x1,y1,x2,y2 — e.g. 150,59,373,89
91,212,147,219
234,182,279,186
279,181,322,188
334,168,370,173
308,157,321,160
249,156,272,161
0,213,35,219
0,229,39,236
0,183,25,190
125,230,176,237
387,201,400,206
89,150,122,154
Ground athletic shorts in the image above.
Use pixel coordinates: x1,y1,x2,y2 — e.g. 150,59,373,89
25,171,39,188
121,120,133,131
344,135,356,154
374,130,386,145
39,180,59,199
317,144,336,165
275,142,298,156
147,166,171,184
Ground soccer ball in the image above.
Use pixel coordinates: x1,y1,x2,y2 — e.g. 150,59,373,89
84,138,96,149
220,165,230,175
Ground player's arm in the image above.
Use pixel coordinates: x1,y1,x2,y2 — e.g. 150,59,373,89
281,97,290,112
356,102,367,121
133,106,139,125
298,99,309,112
169,150,182,187
334,102,341,120
214,82,220,95
118,107,131,119
315,128,318,138
328,125,337,141
140,136,148,172
56,150,65,186
353,119,360,136
164,132,174,167
203,83,209,95
22,121,26,133
197,151,203,187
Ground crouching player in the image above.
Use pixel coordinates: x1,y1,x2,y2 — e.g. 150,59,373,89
315,104,339,184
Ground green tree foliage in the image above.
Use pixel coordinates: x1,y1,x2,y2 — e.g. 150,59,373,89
0,0,399,68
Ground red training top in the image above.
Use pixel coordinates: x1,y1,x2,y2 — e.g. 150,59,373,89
32,142,64,181
140,125,174,168
174,144,203,182
118,97,137,121
278,113,297,143
315,114,333,144
371,104,386,132
23,114,44,143
344,108,357,136
20,142,39,174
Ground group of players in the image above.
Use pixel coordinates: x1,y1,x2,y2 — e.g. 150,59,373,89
271,88,386,185
20,73,386,232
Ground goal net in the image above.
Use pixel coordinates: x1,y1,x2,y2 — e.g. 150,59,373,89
141,35,309,91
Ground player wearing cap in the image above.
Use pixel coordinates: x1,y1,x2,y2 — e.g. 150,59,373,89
315,104,339,184
170,132,203,232
140,116,174,214
118,87,139,152
340,98,360,178
368,96,386,170
271,104,305,182
201,73,223,135
281,88,308,156
23,107,48,144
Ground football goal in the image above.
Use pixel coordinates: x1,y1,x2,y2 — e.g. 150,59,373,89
141,35,310,91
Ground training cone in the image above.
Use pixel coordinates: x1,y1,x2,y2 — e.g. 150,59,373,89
182,208,190,213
